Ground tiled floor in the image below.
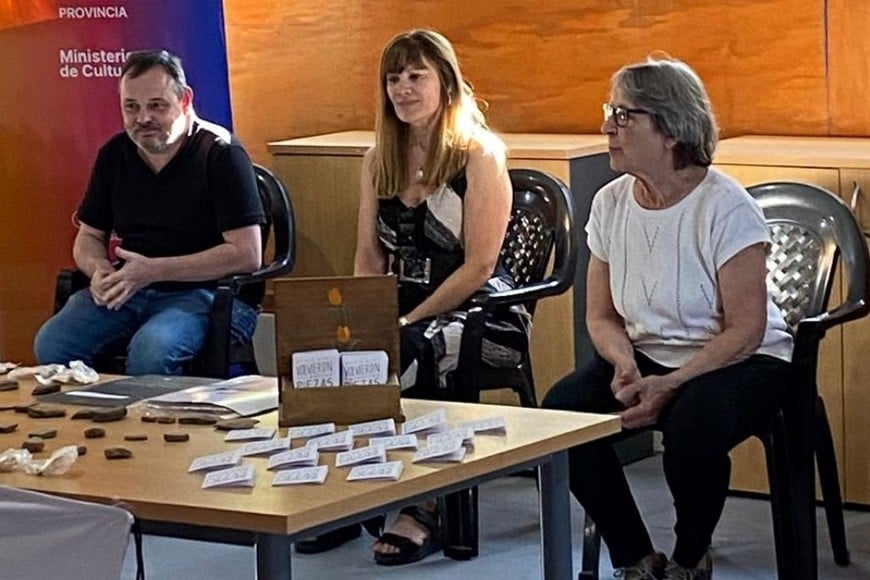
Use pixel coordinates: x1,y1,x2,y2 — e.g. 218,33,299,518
120,455,870,579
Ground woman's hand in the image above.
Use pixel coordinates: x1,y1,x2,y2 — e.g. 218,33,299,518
610,358,641,396
616,373,680,429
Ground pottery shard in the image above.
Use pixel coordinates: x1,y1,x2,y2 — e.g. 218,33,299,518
156,416,177,424
140,413,159,423
31,383,61,396
29,428,58,439
84,427,106,439
104,447,132,460
0,422,18,433
215,418,260,431
123,433,148,442
178,414,218,426
0,379,19,392
14,403,34,414
27,404,66,419
22,438,45,452
163,432,190,442
91,406,128,422
76,444,87,456
71,408,96,420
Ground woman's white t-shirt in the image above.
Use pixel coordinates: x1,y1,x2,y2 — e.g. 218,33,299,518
586,168,793,367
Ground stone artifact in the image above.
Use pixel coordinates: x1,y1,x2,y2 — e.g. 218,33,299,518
178,414,218,425
76,444,87,456
163,432,190,442
0,422,18,434
104,447,132,459
27,404,66,418
31,383,61,396
71,408,96,420
84,427,106,439
91,406,128,422
0,379,19,392
22,438,45,452
29,428,58,439
156,416,177,424
123,433,148,442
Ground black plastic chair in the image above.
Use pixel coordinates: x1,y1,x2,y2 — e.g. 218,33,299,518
580,181,870,580
53,163,296,379
442,168,579,559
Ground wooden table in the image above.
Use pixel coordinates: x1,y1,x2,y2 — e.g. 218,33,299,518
0,378,620,579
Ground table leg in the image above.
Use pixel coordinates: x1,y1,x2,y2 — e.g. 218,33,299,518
255,533,291,580
539,451,572,580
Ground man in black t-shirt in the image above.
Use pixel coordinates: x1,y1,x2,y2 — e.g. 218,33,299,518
34,49,265,375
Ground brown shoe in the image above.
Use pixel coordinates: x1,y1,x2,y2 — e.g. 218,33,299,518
664,551,713,580
614,551,667,580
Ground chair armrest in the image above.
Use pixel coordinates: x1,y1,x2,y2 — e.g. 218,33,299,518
469,276,570,313
216,260,294,294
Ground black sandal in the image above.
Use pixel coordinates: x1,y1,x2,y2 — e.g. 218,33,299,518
373,505,442,566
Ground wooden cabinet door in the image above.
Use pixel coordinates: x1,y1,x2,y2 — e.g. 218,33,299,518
715,164,844,494
273,154,364,278
839,169,870,504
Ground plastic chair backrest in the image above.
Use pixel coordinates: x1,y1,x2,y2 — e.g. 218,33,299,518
500,168,577,314
0,485,133,580
748,181,870,331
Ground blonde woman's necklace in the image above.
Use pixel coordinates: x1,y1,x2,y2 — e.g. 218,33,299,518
414,166,425,182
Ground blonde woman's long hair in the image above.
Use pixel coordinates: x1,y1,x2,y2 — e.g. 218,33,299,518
372,29,487,198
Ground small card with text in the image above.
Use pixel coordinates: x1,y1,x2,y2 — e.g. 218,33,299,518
188,450,244,473
346,460,404,481
289,423,336,439
428,427,475,448
340,350,389,385
368,434,418,450
202,464,256,489
401,408,448,435
292,349,340,388
458,416,507,434
224,427,277,442
413,434,467,463
272,465,328,486
241,437,291,457
305,429,354,451
348,418,396,438
335,444,387,467
267,446,320,470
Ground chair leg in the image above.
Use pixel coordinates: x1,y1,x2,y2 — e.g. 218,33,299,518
814,397,850,566
579,511,600,580
761,420,796,580
786,391,819,580
442,487,479,560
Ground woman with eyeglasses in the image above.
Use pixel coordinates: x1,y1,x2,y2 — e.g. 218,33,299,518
542,57,793,579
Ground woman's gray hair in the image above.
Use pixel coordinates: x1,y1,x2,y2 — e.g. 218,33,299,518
613,57,718,169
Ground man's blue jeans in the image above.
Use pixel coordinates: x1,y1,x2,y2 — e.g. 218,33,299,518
33,287,259,375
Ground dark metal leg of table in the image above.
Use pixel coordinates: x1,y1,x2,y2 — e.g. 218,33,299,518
539,451,572,580
255,533,292,580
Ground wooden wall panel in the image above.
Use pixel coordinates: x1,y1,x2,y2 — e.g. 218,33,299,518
828,0,870,135
224,0,829,165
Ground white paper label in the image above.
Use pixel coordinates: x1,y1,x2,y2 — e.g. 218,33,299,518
272,465,328,486
201,464,256,488
335,444,387,467
346,460,404,481
267,446,320,470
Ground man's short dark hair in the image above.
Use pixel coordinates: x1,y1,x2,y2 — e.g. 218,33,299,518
121,49,187,97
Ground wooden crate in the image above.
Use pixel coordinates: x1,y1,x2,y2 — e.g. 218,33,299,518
273,275,403,426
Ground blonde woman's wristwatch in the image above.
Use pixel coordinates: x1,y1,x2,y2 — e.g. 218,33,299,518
399,316,410,327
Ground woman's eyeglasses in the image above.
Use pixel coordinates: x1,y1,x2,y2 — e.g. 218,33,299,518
602,103,652,127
